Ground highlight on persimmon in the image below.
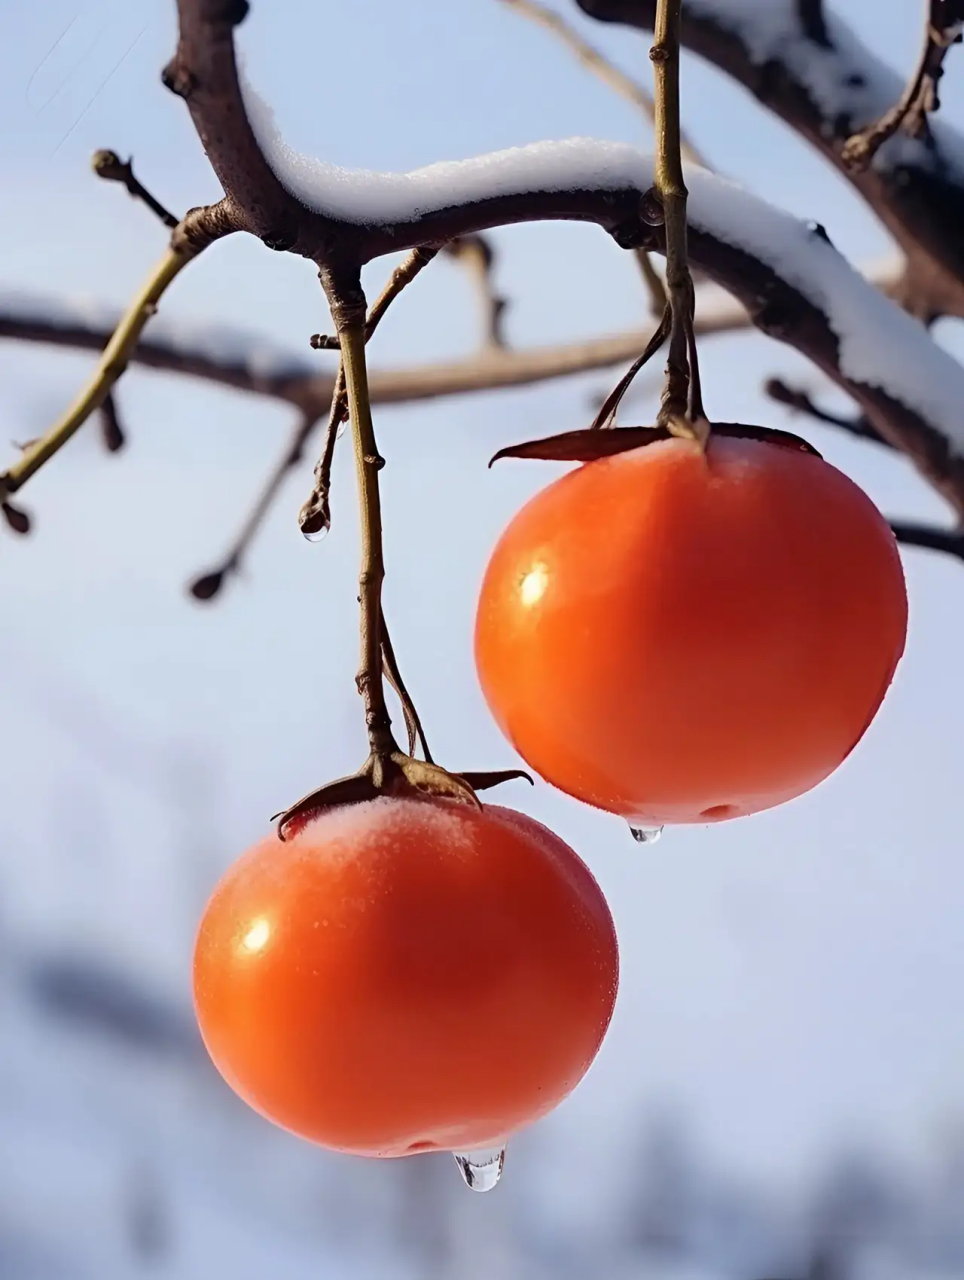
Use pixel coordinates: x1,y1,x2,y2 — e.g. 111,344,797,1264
193,797,619,1160
475,433,908,830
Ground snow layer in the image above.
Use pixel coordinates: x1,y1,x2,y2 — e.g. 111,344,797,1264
690,0,964,179
240,70,654,224
684,166,964,453
238,54,964,455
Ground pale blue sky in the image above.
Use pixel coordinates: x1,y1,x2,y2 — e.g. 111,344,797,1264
1,0,962,1198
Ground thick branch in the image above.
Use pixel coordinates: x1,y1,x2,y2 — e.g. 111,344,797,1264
574,0,964,314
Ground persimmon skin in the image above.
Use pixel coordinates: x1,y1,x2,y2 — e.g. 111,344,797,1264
475,436,907,826
193,799,618,1157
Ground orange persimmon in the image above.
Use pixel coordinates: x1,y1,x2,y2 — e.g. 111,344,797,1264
475,435,907,827
194,798,618,1157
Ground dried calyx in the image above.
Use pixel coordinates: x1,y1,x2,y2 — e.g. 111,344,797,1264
490,422,822,467
272,753,532,840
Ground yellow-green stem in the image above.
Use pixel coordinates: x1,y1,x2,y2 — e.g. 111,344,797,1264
1,246,196,497
338,318,396,757
651,0,707,441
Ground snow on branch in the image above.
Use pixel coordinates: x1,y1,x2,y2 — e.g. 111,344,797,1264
574,0,964,314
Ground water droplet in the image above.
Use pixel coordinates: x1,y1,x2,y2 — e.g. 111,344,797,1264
301,521,330,543
628,823,663,845
336,420,348,439
453,1145,506,1193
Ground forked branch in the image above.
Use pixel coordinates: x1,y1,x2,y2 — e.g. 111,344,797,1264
843,0,964,170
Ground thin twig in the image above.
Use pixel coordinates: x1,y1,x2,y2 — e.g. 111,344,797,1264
442,237,508,348
381,617,433,761
189,410,321,601
842,0,964,170
889,519,964,561
91,150,179,228
499,0,705,165
323,269,397,761
635,248,668,314
764,378,889,447
300,247,440,537
98,393,126,453
0,246,197,502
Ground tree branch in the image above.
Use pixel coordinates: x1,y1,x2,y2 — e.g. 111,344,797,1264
843,0,964,170
889,519,964,562
764,376,888,447
0,202,238,504
189,409,320,601
574,0,964,317
91,150,179,229
300,246,440,538
441,237,508,348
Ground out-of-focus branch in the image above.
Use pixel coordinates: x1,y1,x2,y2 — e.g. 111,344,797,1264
189,409,321,601
441,237,508,348
498,0,705,166
889,519,964,562
0,279,771,415
0,202,238,505
843,1,964,170
0,257,906,421
91,150,179,229
764,377,888,447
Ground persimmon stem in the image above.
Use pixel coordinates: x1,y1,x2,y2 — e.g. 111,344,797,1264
651,0,707,443
323,267,397,760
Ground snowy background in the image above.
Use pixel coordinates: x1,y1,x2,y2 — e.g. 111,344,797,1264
1,0,963,1277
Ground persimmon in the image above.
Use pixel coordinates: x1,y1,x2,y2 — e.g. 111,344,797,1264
475,434,907,827
193,797,618,1158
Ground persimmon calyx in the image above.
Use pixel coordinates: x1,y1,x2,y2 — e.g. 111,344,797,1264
664,413,711,450
489,421,822,467
273,753,533,839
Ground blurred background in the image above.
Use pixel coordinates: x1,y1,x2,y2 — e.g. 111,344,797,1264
1,1,963,1276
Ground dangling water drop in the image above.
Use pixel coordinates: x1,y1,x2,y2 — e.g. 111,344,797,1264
302,521,330,544
336,420,348,439
628,823,663,845
453,1144,506,1193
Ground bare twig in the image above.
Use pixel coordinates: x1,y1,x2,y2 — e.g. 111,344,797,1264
843,0,964,170
635,247,668,314
322,268,397,761
0,261,904,416
300,247,440,537
0,204,238,505
98,393,126,453
0,248,193,503
91,150,179,229
764,377,888,447
2,501,31,535
796,0,831,48
499,0,705,165
381,617,433,761
189,410,321,601
889,519,964,561
442,237,508,348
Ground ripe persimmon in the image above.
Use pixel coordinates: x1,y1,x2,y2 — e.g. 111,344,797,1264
194,798,618,1157
475,434,907,827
